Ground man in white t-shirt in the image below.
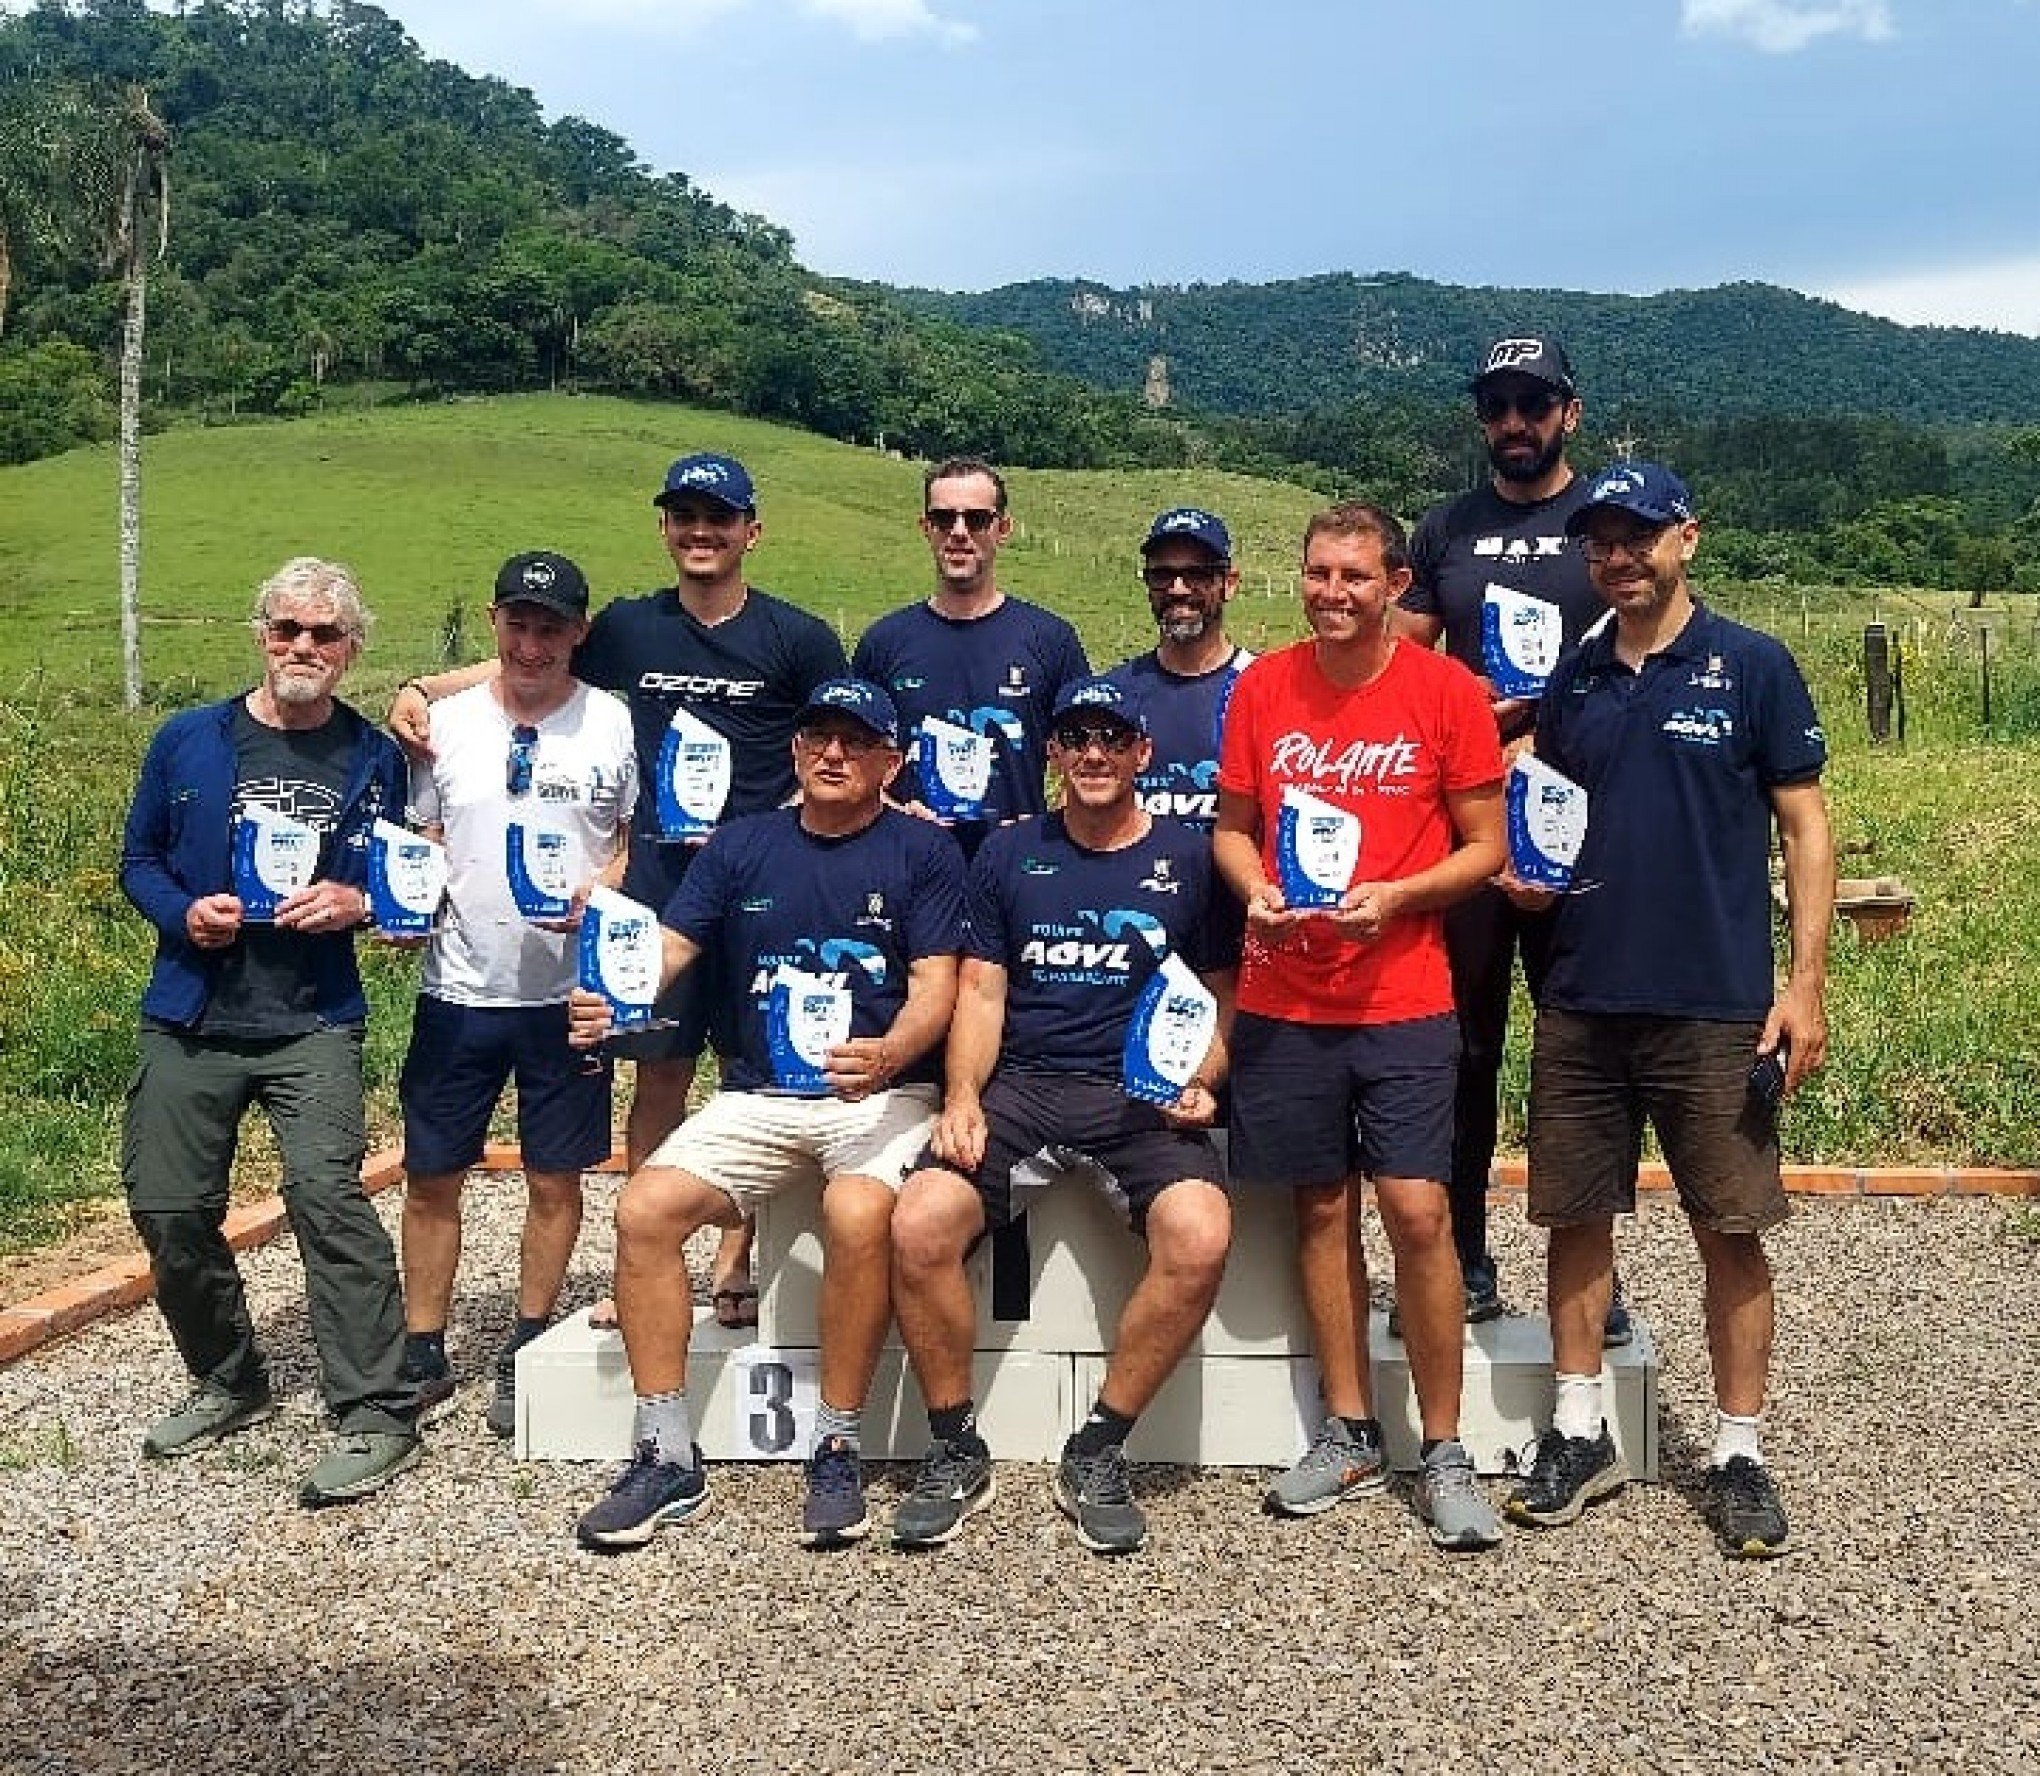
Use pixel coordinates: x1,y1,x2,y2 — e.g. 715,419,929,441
395,552,638,1438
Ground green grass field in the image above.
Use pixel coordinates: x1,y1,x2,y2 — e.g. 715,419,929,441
2,392,2036,1252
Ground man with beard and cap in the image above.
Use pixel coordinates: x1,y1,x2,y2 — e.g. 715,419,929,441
1394,334,1629,1342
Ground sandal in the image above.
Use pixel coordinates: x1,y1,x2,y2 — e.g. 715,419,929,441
711,1283,760,1329
587,1296,619,1331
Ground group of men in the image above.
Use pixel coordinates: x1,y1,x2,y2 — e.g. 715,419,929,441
119,331,1833,1563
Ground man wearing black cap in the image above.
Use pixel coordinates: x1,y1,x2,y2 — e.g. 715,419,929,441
888,677,1235,1557
395,552,638,1437
1504,463,1832,1558
567,679,966,1551
392,453,849,1322
1106,506,1254,833
1395,334,1619,1333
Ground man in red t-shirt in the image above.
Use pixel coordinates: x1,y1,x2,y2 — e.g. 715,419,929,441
1214,501,1507,1552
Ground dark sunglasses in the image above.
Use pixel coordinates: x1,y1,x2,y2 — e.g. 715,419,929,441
1475,387,1563,424
506,723,540,795
1052,722,1140,755
796,723,886,757
265,617,351,646
925,506,1000,534
1141,563,1226,594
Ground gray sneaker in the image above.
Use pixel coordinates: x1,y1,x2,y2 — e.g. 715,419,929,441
892,1437,996,1549
298,1431,422,1508
1266,1416,1388,1517
1414,1441,1502,1551
1053,1438,1147,1555
485,1342,519,1440
142,1382,275,1459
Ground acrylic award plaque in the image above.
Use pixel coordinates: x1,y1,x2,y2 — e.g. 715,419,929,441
916,716,994,821
1481,584,1565,700
1122,952,1219,1108
505,821,583,921
765,965,852,1096
233,804,319,921
1506,754,1589,891
578,886,662,1029
1275,786,1361,910
366,819,446,937
654,708,731,841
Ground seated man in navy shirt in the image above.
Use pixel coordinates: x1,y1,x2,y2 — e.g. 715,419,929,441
889,678,1237,1557
566,680,966,1550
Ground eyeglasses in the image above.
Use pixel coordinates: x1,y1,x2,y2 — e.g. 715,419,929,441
1052,723,1140,755
1474,387,1563,424
506,723,539,795
264,617,351,647
1140,563,1226,594
924,507,1000,535
796,724,887,757
1580,527,1669,564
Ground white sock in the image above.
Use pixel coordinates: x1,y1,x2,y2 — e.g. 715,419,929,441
1552,1372,1604,1441
1712,1410,1763,1469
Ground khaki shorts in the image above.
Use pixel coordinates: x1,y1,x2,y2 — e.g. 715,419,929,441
648,1083,940,1215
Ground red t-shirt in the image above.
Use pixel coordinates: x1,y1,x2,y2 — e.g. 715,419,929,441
1218,638,1502,1025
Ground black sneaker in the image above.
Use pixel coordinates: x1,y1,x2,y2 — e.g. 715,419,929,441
800,1436,870,1547
574,1441,710,1550
399,1355,458,1429
1705,1456,1793,1559
891,1437,995,1549
1053,1437,1147,1555
1505,1424,1629,1528
485,1342,519,1440
1463,1255,1504,1326
1604,1274,1635,1349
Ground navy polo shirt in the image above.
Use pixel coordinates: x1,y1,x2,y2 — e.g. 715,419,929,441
1536,601,1826,1022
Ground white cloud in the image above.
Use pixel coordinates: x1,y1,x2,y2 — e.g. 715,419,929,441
800,0,977,45
1819,251,2040,337
1681,0,1896,52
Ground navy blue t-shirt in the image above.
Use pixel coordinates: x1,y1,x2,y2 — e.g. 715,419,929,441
574,584,848,908
1104,646,1252,832
661,806,966,1092
851,596,1090,844
1536,601,1827,1022
965,814,1236,1079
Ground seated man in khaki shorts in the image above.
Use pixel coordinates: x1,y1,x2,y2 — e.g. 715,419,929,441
565,680,966,1549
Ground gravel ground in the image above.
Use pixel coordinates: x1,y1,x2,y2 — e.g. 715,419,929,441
3,1178,2038,1775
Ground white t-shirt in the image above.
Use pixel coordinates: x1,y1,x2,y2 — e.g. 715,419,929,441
410,681,638,1006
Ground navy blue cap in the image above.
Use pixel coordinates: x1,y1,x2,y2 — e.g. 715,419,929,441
1469,334,1577,396
799,677,901,747
1565,461,1697,533
654,452,755,512
493,550,590,619
1140,506,1231,560
1051,676,1148,736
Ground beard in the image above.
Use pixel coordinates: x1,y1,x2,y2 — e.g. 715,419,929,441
1157,609,1212,644
271,667,330,706
1489,430,1567,486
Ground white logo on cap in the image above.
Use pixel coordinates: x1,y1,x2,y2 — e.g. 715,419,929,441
1484,338,1549,374
1073,685,1116,707
522,560,557,591
678,461,728,487
1594,470,1644,500
1159,510,1205,532
821,685,855,706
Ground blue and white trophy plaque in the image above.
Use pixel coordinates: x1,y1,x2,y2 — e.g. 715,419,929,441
1275,785,1361,910
1506,754,1589,891
766,965,852,1096
917,716,993,822
1481,585,1565,700
578,886,662,1030
655,707,731,841
505,821,582,921
232,804,319,921
1122,952,1219,1108
366,819,446,936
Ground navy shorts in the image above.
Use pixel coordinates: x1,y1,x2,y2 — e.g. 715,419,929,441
399,996,612,1176
1228,1010,1459,1188
916,1071,1226,1238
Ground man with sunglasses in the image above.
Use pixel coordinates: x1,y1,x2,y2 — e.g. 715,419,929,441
393,552,637,1438
1504,464,1831,1559
1395,335,1626,1337
1105,507,1254,834
120,557,424,1507
567,680,966,1550
851,456,1091,858
392,453,848,1331
889,678,1235,1557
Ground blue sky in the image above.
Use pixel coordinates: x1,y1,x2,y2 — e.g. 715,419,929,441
113,0,2040,332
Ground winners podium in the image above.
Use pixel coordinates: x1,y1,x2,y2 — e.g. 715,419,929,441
516,1176,1656,1478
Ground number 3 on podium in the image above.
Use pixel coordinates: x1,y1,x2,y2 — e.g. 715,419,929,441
731,1348,819,1458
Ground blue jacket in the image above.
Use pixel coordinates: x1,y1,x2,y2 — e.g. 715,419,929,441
119,693,407,1030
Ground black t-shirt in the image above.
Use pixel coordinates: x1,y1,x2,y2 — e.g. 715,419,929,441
198,704,357,1038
